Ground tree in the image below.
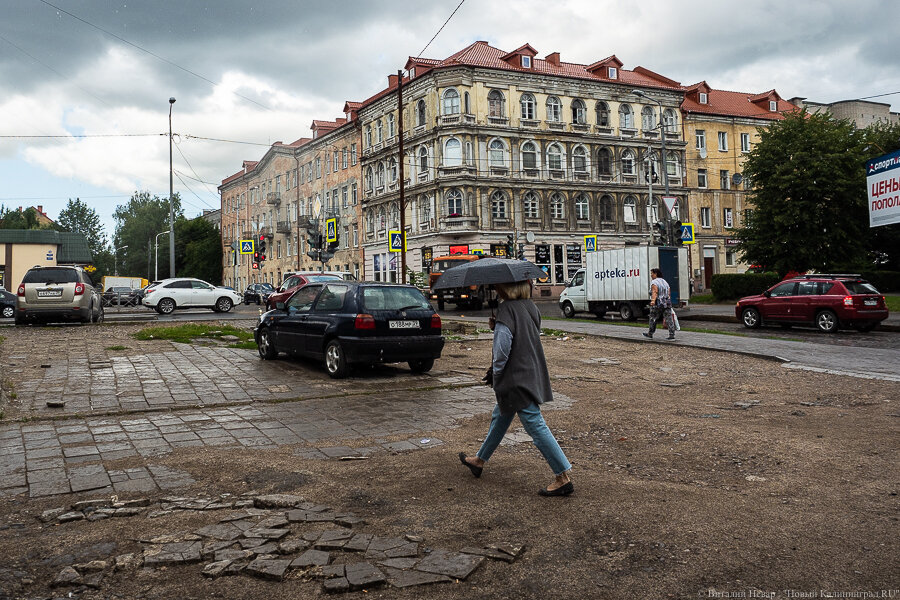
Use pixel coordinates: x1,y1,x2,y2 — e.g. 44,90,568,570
738,110,868,276
175,216,223,284
113,191,183,279
0,206,42,230
862,122,900,270
57,198,108,258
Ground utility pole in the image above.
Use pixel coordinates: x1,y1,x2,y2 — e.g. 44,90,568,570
168,97,176,277
397,70,407,284
633,90,672,245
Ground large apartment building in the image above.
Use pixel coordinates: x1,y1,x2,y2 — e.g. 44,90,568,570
681,83,796,291
356,41,687,295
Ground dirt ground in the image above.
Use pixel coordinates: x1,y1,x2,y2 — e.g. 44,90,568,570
0,322,898,599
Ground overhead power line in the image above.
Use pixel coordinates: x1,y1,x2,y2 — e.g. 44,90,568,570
412,0,466,64
0,133,164,139
37,0,272,111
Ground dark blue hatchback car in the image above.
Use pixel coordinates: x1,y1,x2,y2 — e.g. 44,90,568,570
254,281,444,378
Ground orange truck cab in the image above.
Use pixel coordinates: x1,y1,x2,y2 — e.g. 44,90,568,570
428,254,486,311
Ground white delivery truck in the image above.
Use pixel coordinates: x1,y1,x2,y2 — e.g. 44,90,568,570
558,246,689,321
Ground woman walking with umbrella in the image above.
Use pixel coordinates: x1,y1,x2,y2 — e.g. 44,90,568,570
456,276,573,496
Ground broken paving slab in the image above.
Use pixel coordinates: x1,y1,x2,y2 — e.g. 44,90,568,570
344,562,386,590
291,549,331,567
142,541,203,566
314,529,354,550
242,528,289,540
460,546,515,563
245,557,292,581
377,558,419,570
254,494,305,508
415,549,484,580
213,549,255,563
381,566,452,589
343,533,373,552
202,559,232,578
323,577,350,593
278,539,310,554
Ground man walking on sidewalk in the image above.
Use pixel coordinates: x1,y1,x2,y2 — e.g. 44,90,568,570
643,267,675,340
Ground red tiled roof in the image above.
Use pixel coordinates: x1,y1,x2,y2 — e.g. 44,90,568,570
682,85,799,120
288,137,312,147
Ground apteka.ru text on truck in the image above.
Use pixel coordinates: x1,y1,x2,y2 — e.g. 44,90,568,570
558,246,689,321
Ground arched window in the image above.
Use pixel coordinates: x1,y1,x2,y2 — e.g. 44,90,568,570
599,195,614,221
488,90,505,118
621,149,635,175
546,96,562,122
573,146,587,173
647,197,659,224
416,99,426,126
547,143,563,171
378,206,387,231
387,113,395,138
572,99,586,124
420,194,432,224
390,202,400,228
619,104,634,129
389,157,398,182
643,151,660,184
549,193,565,219
666,151,680,178
418,146,428,172
366,210,375,233
623,196,637,223
491,191,507,219
445,189,463,216
597,148,612,175
365,166,374,191
442,88,460,115
489,139,506,166
520,93,536,120
521,141,538,169
641,106,655,131
365,125,372,147
444,138,462,167
523,191,540,219
465,142,473,165
464,91,470,114
376,119,384,142
575,193,590,220
663,109,677,133
596,101,610,127
376,162,386,188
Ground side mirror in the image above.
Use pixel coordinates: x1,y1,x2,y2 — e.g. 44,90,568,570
763,291,771,297
276,302,286,311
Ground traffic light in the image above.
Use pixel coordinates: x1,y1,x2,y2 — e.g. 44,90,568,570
505,234,514,257
257,234,267,262
673,221,684,245
517,243,525,260
327,230,339,253
653,221,666,245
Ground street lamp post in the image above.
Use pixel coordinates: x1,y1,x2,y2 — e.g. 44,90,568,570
114,245,128,276
168,97,176,278
154,231,169,281
632,89,673,245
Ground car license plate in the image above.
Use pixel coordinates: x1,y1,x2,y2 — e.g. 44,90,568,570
864,299,877,306
37,289,63,298
389,320,419,329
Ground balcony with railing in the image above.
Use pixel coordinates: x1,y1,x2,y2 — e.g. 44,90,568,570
276,221,292,234
266,192,281,205
487,116,509,126
571,122,590,132
546,121,566,131
440,215,479,231
594,125,614,135
438,163,477,177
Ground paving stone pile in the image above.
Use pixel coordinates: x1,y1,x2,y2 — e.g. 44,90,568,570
31,492,524,595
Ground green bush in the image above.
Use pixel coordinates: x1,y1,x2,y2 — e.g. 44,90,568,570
711,272,780,301
859,271,900,293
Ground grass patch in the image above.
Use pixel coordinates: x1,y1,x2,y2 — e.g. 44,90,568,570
105,345,128,351
133,324,254,346
884,295,900,312
688,293,718,304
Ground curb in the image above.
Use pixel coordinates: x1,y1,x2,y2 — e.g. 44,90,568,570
677,312,900,333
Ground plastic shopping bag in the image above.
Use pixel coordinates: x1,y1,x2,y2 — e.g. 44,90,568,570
672,310,681,331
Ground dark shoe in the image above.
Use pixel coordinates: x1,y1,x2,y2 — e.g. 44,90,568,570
666,335,676,340
458,452,482,478
642,332,653,339
538,481,574,497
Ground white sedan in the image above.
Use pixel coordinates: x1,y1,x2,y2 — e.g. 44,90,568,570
142,278,242,315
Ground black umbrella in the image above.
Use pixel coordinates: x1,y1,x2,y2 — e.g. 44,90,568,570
432,257,545,289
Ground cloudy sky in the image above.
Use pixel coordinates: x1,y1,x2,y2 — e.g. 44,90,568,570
2,0,898,241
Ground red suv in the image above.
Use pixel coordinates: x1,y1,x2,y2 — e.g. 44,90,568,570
266,272,341,310
736,274,888,333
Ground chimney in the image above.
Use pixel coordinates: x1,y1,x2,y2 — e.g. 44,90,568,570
545,52,560,66
388,74,399,88
37,205,43,214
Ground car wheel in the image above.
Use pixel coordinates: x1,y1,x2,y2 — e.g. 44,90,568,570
1,305,13,319
215,297,234,313
815,309,839,333
257,327,278,360
324,340,350,379
14,314,26,326
93,304,104,324
619,303,635,321
741,307,761,328
244,299,250,305
157,298,176,315
561,301,575,319
409,358,435,373
853,322,877,333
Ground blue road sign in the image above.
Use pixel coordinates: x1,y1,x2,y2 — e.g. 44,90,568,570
680,223,695,244
326,218,337,243
389,230,404,252
584,235,597,252
240,239,255,254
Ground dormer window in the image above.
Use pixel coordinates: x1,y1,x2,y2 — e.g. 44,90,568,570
699,92,708,104
769,100,777,111
409,67,416,78
521,56,531,68
608,67,618,79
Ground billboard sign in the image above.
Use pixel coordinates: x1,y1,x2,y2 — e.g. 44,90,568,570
866,148,900,227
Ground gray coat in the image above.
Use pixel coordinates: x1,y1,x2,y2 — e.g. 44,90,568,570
492,299,554,415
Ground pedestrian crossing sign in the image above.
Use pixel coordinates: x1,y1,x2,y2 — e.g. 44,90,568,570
389,230,404,252
584,235,597,252
681,223,696,244
326,218,337,243
239,239,255,254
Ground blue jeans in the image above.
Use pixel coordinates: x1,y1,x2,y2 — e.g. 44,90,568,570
476,403,572,476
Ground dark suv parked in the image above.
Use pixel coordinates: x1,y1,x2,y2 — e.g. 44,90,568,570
736,274,888,333
254,282,444,378
243,282,275,305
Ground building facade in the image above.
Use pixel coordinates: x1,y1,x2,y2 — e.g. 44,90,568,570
357,42,687,295
0,230,92,290
681,83,796,291
789,97,899,128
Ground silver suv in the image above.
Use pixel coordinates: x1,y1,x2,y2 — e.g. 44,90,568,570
16,265,103,325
